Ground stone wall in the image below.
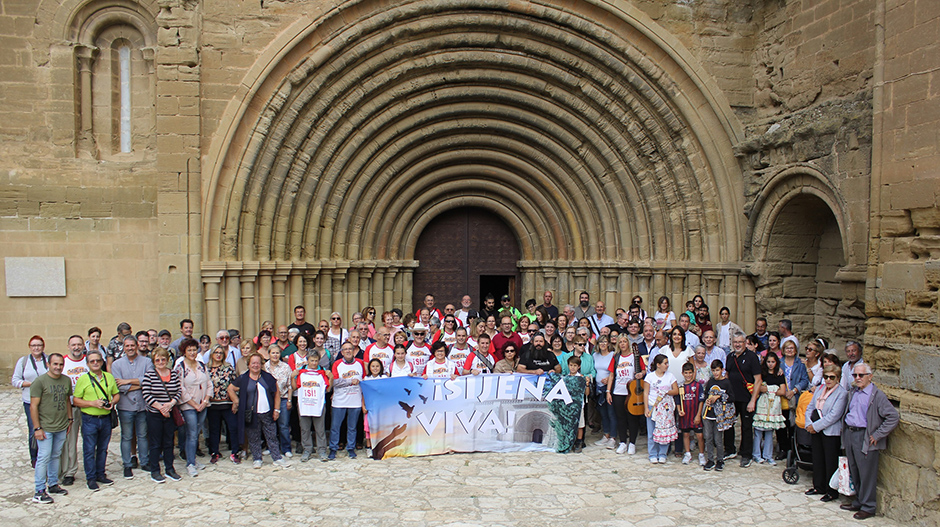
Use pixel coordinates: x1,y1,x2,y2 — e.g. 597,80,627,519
864,0,940,524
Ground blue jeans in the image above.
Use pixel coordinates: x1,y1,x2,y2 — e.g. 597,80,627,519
753,429,774,461
119,409,149,468
275,399,291,454
329,406,361,452
35,429,67,492
181,407,207,466
81,413,112,481
646,417,668,460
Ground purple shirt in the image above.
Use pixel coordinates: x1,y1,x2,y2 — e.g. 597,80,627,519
844,383,873,428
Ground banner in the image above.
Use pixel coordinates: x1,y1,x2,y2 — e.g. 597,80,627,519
361,372,585,459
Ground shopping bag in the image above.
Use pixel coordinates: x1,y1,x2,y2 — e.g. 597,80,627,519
829,456,856,496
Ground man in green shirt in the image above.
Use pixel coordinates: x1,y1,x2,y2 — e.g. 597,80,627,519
72,350,120,491
30,353,73,504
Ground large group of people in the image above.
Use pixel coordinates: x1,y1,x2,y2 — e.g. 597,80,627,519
14,290,898,520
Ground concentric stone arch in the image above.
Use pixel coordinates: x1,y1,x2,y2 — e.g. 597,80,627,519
201,0,750,328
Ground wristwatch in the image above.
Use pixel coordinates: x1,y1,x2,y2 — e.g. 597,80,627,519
34,427,42,432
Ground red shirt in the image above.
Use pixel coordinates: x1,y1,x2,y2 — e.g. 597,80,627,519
491,332,522,362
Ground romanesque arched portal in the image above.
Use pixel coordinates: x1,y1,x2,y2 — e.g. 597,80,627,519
201,0,748,333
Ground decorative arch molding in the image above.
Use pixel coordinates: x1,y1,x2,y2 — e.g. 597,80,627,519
199,0,752,335
746,164,851,267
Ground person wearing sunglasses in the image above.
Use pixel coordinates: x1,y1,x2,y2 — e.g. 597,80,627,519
803,364,847,503
72,350,120,491
840,362,899,520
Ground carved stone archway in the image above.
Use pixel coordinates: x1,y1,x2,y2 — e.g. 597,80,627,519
200,0,748,334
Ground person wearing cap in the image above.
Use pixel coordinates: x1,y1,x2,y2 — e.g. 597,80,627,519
498,294,523,330
107,322,133,366
405,323,432,372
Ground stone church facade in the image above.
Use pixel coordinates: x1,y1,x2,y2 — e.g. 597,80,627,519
0,0,937,522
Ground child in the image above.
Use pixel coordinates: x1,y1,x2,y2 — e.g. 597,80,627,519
362,359,385,457
752,352,787,465
644,354,679,464
702,360,735,471
389,344,414,377
678,362,705,466
567,355,589,453
422,341,459,379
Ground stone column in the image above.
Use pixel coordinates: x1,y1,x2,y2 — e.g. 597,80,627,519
309,269,324,320
723,273,739,324
75,45,98,151
289,273,303,317
393,269,404,308
705,274,723,313
258,265,274,327
373,269,385,313
272,272,288,327
346,268,359,320
359,269,371,313
652,272,666,304
742,275,756,333
384,268,397,313
401,268,413,313
240,270,257,338
225,272,241,331
332,267,347,319
202,273,222,338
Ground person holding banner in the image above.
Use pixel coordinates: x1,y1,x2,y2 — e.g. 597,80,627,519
493,344,520,373
389,345,414,377
463,335,498,375
423,341,459,379
517,334,561,375
294,355,331,462
406,324,432,373
329,343,366,460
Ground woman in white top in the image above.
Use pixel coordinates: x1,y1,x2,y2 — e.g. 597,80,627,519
663,326,694,382
714,306,742,351
654,296,676,332
326,312,350,358
592,336,617,448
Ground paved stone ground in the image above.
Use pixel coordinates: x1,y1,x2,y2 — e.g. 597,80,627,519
0,388,904,526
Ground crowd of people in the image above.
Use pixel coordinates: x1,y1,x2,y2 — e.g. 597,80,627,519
14,290,898,520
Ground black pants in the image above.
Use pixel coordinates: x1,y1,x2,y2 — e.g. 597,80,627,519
723,401,755,458
611,394,643,445
146,412,176,473
207,405,237,455
811,432,841,498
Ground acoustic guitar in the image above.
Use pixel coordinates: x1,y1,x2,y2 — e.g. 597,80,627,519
625,343,646,416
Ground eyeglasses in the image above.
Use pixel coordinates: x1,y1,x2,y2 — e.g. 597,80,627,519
575,343,585,347
88,359,103,364
331,317,341,321
29,344,44,348
413,332,426,336
823,375,837,380
219,337,229,341
852,373,870,378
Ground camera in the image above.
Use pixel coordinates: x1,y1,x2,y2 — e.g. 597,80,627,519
101,399,111,409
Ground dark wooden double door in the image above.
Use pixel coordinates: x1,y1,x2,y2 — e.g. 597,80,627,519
412,207,521,313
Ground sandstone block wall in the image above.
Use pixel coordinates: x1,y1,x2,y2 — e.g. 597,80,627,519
865,0,940,523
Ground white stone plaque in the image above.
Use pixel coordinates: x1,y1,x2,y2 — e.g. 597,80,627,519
4,257,67,297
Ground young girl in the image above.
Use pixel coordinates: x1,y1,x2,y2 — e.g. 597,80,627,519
517,317,531,345
389,344,413,377
423,341,459,379
362,359,385,456
644,354,679,464
654,296,676,331
752,353,787,465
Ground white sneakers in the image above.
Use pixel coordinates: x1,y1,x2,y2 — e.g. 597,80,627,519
699,453,706,466
682,452,692,465
272,458,291,468
594,437,610,447
253,460,263,469
186,464,198,477
283,451,293,458
606,437,617,449
627,443,636,455
615,442,628,454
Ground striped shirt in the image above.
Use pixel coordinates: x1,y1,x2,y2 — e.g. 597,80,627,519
141,369,182,413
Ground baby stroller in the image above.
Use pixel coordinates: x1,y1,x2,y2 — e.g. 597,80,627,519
782,390,814,484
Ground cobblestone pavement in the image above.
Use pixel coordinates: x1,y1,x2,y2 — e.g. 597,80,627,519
0,388,904,526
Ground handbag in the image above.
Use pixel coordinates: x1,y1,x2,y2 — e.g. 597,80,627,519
829,456,856,496
86,372,119,430
157,372,185,427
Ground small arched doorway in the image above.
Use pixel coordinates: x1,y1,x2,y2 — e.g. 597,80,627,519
757,194,862,344
412,207,521,312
